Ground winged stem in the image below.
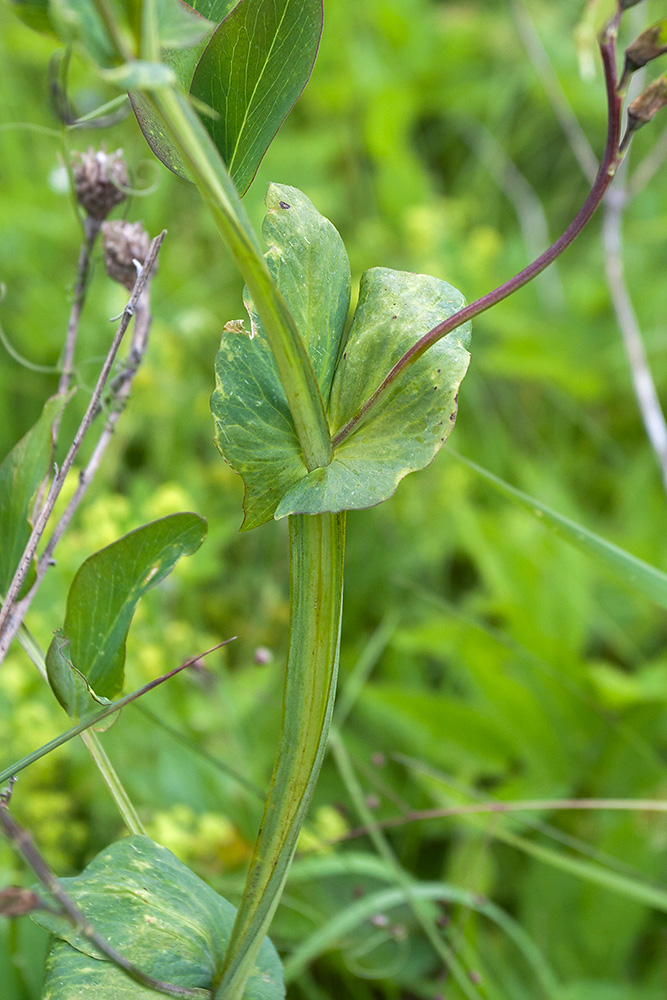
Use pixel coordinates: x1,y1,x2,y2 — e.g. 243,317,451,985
144,88,332,473
214,512,345,1000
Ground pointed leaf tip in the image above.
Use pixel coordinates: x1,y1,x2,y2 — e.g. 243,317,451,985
62,514,207,697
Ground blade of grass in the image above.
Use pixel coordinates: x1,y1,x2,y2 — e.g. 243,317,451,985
329,730,487,1000
0,640,234,786
451,451,667,608
283,875,559,997
397,756,667,915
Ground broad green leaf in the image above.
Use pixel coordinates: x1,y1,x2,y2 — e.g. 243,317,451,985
0,395,65,598
47,0,118,65
134,0,323,192
248,184,351,401
211,183,349,529
211,187,470,526
456,454,667,610
189,0,324,193
275,269,470,518
62,513,207,698
8,0,56,35
32,835,284,1000
45,628,114,728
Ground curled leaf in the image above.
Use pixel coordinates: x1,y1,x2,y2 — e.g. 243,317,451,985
45,628,114,728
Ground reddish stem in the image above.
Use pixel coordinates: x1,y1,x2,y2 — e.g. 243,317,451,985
332,30,624,450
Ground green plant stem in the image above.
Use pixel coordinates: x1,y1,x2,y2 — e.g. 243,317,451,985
0,641,233,786
15,625,145,836
145,88,332,473
80,730,145,835
215,512,345,1000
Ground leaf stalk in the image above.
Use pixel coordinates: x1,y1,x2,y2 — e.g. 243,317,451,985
332,27,626,448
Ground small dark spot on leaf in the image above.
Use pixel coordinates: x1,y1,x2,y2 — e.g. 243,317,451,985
436,369,441,374
450,412,456,422
433,386,437,391
454,393,459,403
343,351,347,359
279,201,291,210
391,315,397,320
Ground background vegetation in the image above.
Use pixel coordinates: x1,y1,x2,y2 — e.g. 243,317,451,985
2,1,667,997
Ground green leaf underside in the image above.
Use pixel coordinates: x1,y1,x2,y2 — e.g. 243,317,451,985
276,268,470,517
63,513,207,698
212,323,307,531
45,628,114,727
133,0,323,194
130,92,191,178
47,0,116,65
47,0,212,68
190,0,323,193
155,0,214,50
0,395,65,598
32,836,284,1000
211,184,470,526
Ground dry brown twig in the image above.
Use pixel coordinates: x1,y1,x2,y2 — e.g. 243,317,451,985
511,0,667,494
0,780,211,999
0,230,165,665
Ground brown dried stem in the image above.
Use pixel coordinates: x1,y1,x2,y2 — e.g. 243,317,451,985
10,290,154,638
333,24,625,449
0,232,165,665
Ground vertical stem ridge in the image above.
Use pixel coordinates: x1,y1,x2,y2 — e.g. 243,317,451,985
215,512,345,1000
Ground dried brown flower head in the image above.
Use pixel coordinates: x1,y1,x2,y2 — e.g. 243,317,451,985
72,147,128,221
101,220,151,290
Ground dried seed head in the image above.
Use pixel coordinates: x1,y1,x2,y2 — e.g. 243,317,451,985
627,75,667,130
101,220,151,290
72,147,129,220
623,20,667,77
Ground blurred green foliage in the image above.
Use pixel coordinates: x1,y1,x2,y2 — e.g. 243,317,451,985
2,1,667,998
